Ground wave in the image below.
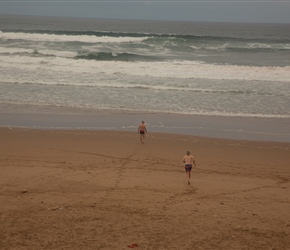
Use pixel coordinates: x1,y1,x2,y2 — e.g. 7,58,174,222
1,30,289,52
0,48,160,62
3,80,289,99
1,53,289,83
75,52,160,62
227,46,290,52
2,99,289,119
0,47,78,58
0,31,147,43
1,44,288,64
2,29,290,42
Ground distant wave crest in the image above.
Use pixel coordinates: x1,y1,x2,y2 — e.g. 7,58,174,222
2,29,289,46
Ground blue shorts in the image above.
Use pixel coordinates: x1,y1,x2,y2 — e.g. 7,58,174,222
185,164,192,172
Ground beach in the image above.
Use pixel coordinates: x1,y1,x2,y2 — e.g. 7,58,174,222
1,15,290,249
1,127,289,250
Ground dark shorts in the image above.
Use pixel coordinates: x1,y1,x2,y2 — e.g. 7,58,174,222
185,164,192,172
140,130,145,135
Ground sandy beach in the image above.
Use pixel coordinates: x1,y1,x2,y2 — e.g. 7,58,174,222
0,127,289,249
1,13,290,250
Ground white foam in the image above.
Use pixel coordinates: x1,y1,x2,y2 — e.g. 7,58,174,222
246,43,290,50
38,49,78,58
1,55,290,84
198,42,290,51
0,31,147,44
0,46,77,58
0,47,34,54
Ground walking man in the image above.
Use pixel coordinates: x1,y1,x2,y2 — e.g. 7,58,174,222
137,120,147,143
183,151,196,185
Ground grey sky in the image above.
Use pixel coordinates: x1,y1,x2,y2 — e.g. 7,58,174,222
0,0,290,24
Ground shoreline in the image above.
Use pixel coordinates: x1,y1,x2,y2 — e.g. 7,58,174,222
1,103,290,142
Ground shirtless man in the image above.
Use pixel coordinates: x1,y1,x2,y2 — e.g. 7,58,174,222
183,151,196,185
137,121,147,143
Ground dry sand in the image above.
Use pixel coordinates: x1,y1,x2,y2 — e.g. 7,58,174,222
0,127,289,250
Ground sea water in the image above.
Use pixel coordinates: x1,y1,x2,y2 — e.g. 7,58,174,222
0,15,290,120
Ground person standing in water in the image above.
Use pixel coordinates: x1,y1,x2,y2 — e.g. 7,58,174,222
183,151,196,185
137,121,147,143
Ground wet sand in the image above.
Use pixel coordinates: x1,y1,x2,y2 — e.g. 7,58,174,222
1,104,290,142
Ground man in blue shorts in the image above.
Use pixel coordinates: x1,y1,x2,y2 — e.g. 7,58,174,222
183,151,196,185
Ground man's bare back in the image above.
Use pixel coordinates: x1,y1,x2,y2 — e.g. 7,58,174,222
183,155,195,165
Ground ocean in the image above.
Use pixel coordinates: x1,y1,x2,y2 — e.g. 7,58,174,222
0,15,290,141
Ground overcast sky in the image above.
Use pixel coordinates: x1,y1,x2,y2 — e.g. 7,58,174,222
0,0,290,24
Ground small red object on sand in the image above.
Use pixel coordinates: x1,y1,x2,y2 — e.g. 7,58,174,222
127,243,138,248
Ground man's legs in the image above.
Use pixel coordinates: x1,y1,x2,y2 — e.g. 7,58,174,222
186,170,191,184
140,134,145,143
